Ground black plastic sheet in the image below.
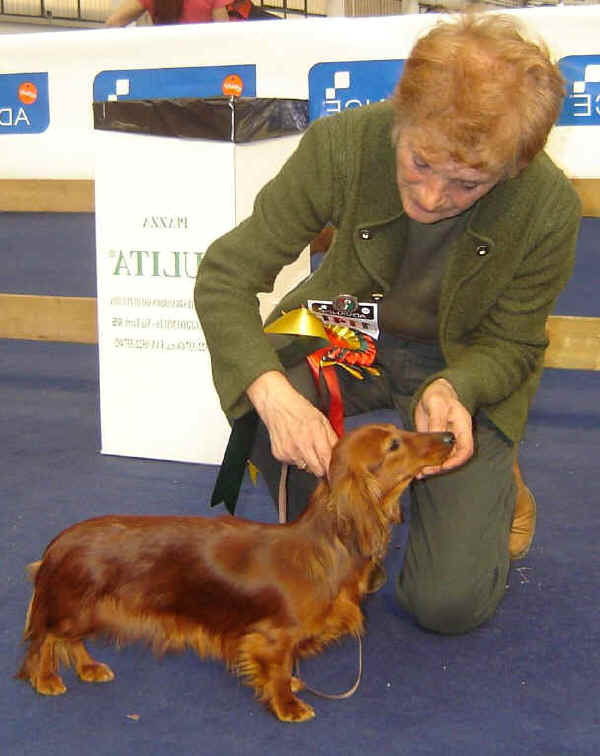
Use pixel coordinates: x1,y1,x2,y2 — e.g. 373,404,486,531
93,96,309,143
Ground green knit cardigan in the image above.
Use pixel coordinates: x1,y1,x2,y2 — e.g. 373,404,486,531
195,101,581,442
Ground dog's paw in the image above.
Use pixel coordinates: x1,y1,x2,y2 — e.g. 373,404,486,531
272,694,315,723
77,662,115,684
34,673,67,696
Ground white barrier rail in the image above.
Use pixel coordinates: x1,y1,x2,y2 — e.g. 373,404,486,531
0,7,599,180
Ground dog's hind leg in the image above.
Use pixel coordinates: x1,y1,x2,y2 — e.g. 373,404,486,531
237,631,315,723
18,633,67,695
67,640,115,684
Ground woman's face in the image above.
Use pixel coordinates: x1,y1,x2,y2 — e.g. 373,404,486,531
395,130,501,224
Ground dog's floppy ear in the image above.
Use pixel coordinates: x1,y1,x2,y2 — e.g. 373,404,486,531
328,458,391,560
326,424,413,559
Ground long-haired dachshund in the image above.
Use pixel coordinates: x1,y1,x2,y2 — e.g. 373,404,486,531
18,423,454,722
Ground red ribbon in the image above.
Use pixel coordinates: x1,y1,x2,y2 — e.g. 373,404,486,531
306,325,378,439
306,357,345,438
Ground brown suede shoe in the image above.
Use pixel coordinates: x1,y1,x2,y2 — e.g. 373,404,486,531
510,458,537,560
366,561,387,593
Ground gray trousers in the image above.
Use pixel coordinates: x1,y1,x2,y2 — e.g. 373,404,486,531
249,334,516,635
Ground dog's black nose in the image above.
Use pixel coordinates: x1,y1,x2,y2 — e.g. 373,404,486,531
442,432,455,445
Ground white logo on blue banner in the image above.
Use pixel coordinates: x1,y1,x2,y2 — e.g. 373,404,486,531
558,55,600,125
308,60,404,122
0,73,49,134
93,65,256,102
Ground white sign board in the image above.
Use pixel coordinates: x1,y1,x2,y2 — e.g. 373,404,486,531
95,130,309,464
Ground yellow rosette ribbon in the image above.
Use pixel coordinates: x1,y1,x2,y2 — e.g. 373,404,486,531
265,307,379,437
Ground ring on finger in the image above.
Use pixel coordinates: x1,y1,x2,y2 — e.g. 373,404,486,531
296,461,307,470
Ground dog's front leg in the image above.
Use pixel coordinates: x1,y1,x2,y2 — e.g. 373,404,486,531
236,630,315,722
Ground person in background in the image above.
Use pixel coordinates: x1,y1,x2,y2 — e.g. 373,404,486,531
106,0,228,26
195,14,581,635
226,0,281,20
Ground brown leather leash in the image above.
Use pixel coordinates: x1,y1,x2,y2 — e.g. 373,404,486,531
278,463,363,700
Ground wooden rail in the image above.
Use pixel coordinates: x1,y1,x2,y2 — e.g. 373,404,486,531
1,177,599,370
0,294,98,344
0,177,598,216
1,293,599,370
544,315,600,370
0,180,94,213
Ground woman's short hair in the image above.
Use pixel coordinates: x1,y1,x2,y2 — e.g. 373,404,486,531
391,13,565,177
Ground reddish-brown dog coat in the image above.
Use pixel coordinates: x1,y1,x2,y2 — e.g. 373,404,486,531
18,424,453,722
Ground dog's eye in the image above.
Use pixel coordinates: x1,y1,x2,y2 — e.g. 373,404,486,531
389,439,400,452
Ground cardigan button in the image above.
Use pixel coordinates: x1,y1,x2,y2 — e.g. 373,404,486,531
476,244,490,256
359,228,373,240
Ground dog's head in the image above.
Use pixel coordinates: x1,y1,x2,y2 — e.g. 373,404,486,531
325,424,455,559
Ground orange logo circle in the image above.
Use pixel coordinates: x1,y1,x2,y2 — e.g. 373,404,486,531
18,82,38,105
222,74,243,98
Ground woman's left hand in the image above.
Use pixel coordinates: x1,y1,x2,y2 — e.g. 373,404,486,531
414,378,473,476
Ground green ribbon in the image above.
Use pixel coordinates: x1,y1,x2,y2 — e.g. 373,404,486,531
210,410,259,514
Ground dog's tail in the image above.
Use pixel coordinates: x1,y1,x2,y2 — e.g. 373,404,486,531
22,561,41,640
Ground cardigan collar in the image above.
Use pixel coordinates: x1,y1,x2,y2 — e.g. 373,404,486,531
351,100,539,255
352,173,500,293
350,150,537,292
353,147,508,249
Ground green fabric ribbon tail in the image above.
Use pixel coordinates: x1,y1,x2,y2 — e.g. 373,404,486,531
210,410,259,514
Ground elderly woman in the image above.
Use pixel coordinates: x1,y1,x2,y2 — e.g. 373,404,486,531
195,14,581,635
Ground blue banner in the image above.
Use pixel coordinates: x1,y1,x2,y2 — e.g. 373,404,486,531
93,64,257,102
308,59,404,122
558,55,600,126
0,73,49,135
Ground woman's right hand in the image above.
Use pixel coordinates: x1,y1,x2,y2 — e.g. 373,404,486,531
246,371,338,478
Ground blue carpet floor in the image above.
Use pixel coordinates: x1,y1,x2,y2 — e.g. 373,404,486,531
1,214,599,755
